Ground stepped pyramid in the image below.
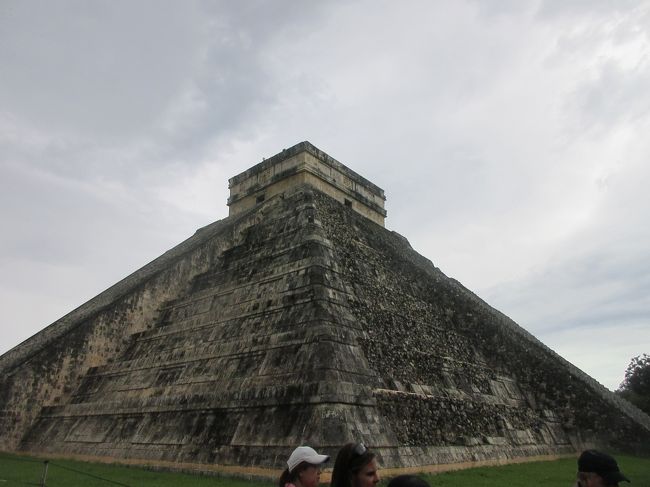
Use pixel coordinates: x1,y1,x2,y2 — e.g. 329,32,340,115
1,141,649,471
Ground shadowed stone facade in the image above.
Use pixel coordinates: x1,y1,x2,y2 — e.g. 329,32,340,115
1,142,649,470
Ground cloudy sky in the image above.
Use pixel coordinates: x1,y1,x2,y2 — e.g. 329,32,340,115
1,0,649,391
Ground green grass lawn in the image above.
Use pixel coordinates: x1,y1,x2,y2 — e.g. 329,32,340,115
1,452,648,487
419,454,650,486
0,452,273,487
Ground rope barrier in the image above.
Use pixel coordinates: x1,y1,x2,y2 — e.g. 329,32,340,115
0,455,133,487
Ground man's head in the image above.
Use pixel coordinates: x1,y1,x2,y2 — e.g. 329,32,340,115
577,450,630,487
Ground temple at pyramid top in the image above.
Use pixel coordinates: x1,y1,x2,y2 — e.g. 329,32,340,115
228,141,387,226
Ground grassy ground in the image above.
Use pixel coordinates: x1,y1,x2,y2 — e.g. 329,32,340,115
0,452,273,487
419,454,650,486
1,452,648,487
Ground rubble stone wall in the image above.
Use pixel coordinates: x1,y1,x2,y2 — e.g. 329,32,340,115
314,190,650,461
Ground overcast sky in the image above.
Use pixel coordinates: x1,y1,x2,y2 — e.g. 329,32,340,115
1,0,649,391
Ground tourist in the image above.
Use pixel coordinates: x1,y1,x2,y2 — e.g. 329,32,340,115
575,450,630,487
330,443,380,487
279,446,330,487
387,475,430,487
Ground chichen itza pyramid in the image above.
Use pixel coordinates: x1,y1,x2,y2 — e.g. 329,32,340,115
1,141,649,472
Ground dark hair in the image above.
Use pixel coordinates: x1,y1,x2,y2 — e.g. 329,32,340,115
330,443,376,487
279,462,313,487
387,475,430,487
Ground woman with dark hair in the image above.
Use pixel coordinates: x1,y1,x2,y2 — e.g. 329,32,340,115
279,446,330,487
330,443,380,487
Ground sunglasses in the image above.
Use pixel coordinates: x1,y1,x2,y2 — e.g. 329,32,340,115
352,443,367,456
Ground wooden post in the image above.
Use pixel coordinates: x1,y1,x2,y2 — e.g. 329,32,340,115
40,460,49,487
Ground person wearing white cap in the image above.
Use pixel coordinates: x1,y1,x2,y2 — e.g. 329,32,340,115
278,446,330,487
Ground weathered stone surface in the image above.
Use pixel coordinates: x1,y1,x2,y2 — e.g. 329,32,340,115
1,143,649,470
228,141,387,226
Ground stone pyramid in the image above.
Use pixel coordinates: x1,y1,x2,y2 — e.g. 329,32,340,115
1,142,648,471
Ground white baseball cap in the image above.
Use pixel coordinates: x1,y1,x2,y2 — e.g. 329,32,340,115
287,446,330,472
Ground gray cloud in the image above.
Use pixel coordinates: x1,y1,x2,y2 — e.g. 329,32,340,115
1,0,649,390
0,1,203,138
536,0,643,18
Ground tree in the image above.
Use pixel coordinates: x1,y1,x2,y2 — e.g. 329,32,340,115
617,353,650,415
